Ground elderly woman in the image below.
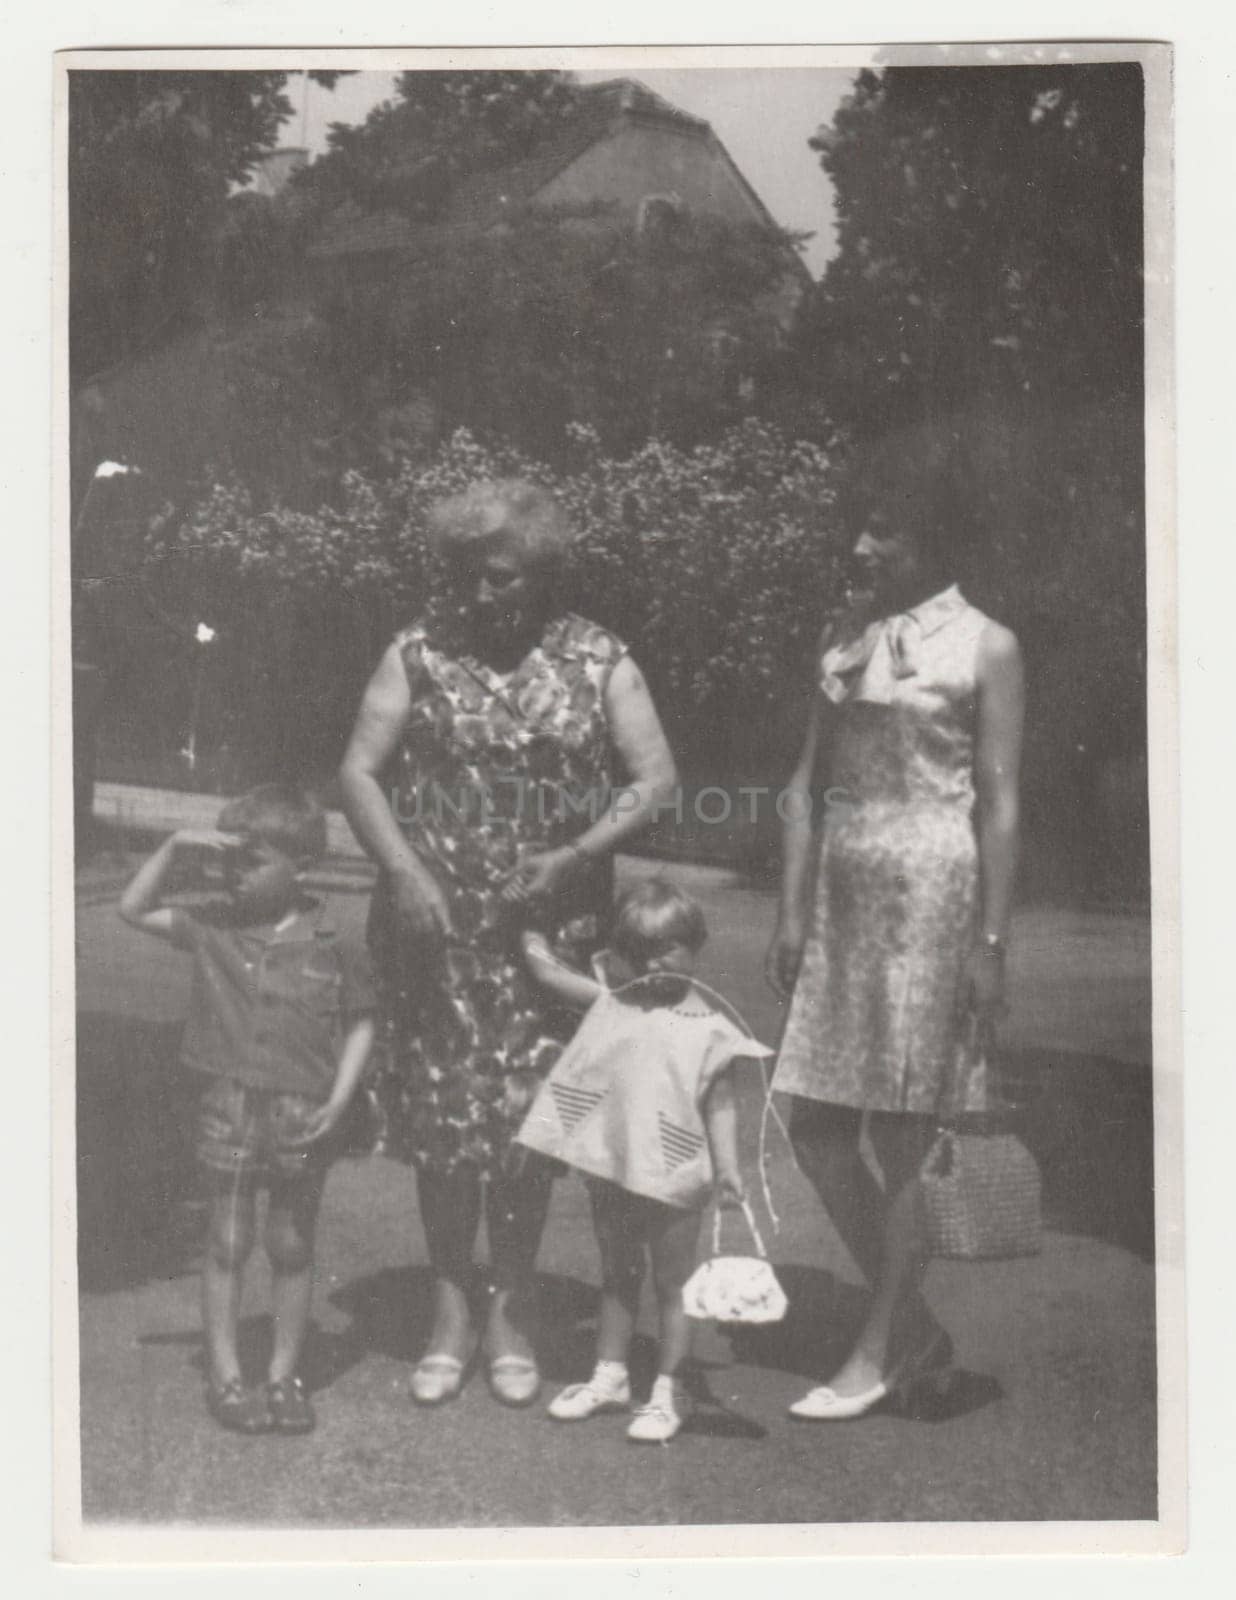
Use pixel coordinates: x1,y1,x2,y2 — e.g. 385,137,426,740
340,480,676,1407
765,439,1024,1419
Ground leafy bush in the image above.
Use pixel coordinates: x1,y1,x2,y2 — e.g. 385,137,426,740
102,405,1146,899
133,420,843,792
557,421,839,769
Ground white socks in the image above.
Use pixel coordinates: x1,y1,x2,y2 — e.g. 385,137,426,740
649,1373,678,1410
589,1364,678,1409
593,1360,628,1392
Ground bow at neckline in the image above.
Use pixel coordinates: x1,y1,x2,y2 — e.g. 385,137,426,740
819,585,965,705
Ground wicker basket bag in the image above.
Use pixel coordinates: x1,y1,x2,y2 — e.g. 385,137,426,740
920,1032,1042,1262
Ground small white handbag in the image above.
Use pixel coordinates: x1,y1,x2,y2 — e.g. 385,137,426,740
683,1198,788,1325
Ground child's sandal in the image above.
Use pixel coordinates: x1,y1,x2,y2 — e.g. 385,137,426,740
206,1377,272,1435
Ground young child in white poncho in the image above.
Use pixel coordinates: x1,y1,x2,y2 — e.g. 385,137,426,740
514,878,773,1444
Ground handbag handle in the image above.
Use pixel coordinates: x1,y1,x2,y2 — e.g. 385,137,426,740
710,1197,768,1260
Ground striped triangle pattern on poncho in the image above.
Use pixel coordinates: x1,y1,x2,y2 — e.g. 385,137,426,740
550,1081,604,1133
658,1111,706,1172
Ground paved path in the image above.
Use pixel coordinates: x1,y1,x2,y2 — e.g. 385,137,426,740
73,816,1157,1528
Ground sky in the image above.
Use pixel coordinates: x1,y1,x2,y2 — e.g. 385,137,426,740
286,68,855,277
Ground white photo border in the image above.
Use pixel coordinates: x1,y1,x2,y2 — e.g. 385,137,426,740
47,33,1181,1569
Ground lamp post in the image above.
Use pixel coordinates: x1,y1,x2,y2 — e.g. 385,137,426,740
180,624,218,782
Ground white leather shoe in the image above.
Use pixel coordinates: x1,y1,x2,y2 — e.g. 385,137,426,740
790,1326,956,1421
487,1355,541,1407
410,1353,466,1406
788,1378,891,1421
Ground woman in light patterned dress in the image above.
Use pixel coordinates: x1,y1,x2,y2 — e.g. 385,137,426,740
766,450,1024,1420
340,481,676,1408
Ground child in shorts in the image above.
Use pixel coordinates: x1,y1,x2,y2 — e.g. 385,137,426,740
514,878,773,1444
119,786,375,1435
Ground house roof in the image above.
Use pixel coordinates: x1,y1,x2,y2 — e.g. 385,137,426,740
442,79,705,227
309,78,790,267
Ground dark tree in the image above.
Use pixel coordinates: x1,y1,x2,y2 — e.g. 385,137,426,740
798,64,1143,437
69,70,346,389
315,202,804,462
300,70,581,217
797,63,1147,899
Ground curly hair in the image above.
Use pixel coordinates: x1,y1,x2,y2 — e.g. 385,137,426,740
427,479,576,575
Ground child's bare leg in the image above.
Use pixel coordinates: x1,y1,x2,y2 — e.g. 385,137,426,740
547,1183,643,1420
265,1168,327,1383
589,1182,646,1366
647,1206,703,1379
202,1184,256,1385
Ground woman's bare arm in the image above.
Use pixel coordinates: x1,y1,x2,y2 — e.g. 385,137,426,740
765,689,828,997
583,654,679,856
339,642,420,875
973,622,1025,944
339,641,452,939
500,654,678,903
963,621,1025,1024
781,693,826,922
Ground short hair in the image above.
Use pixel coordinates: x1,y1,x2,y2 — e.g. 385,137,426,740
612,878,708,964
216,785,328,864
427,479,575,574
842,420,979,585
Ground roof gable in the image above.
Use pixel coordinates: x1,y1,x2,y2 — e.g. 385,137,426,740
439,81,629,226
310,77,793,266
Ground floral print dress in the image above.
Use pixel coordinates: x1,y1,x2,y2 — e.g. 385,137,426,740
369,612,628,1175
772,586,992,1116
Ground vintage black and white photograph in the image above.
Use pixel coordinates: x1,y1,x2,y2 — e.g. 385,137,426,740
57,42,1177,1554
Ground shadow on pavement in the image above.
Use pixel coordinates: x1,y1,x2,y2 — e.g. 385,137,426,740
681,1365,769,1440
533,1271,605,1383
77,1010,201,1291
327,1266,636,1389
723,1266,1004,1424
724,1265,868,1379
894,1366,1006,1424
1002,1048,1155,1262
137,1312,370,1398
327,1265,442,1368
